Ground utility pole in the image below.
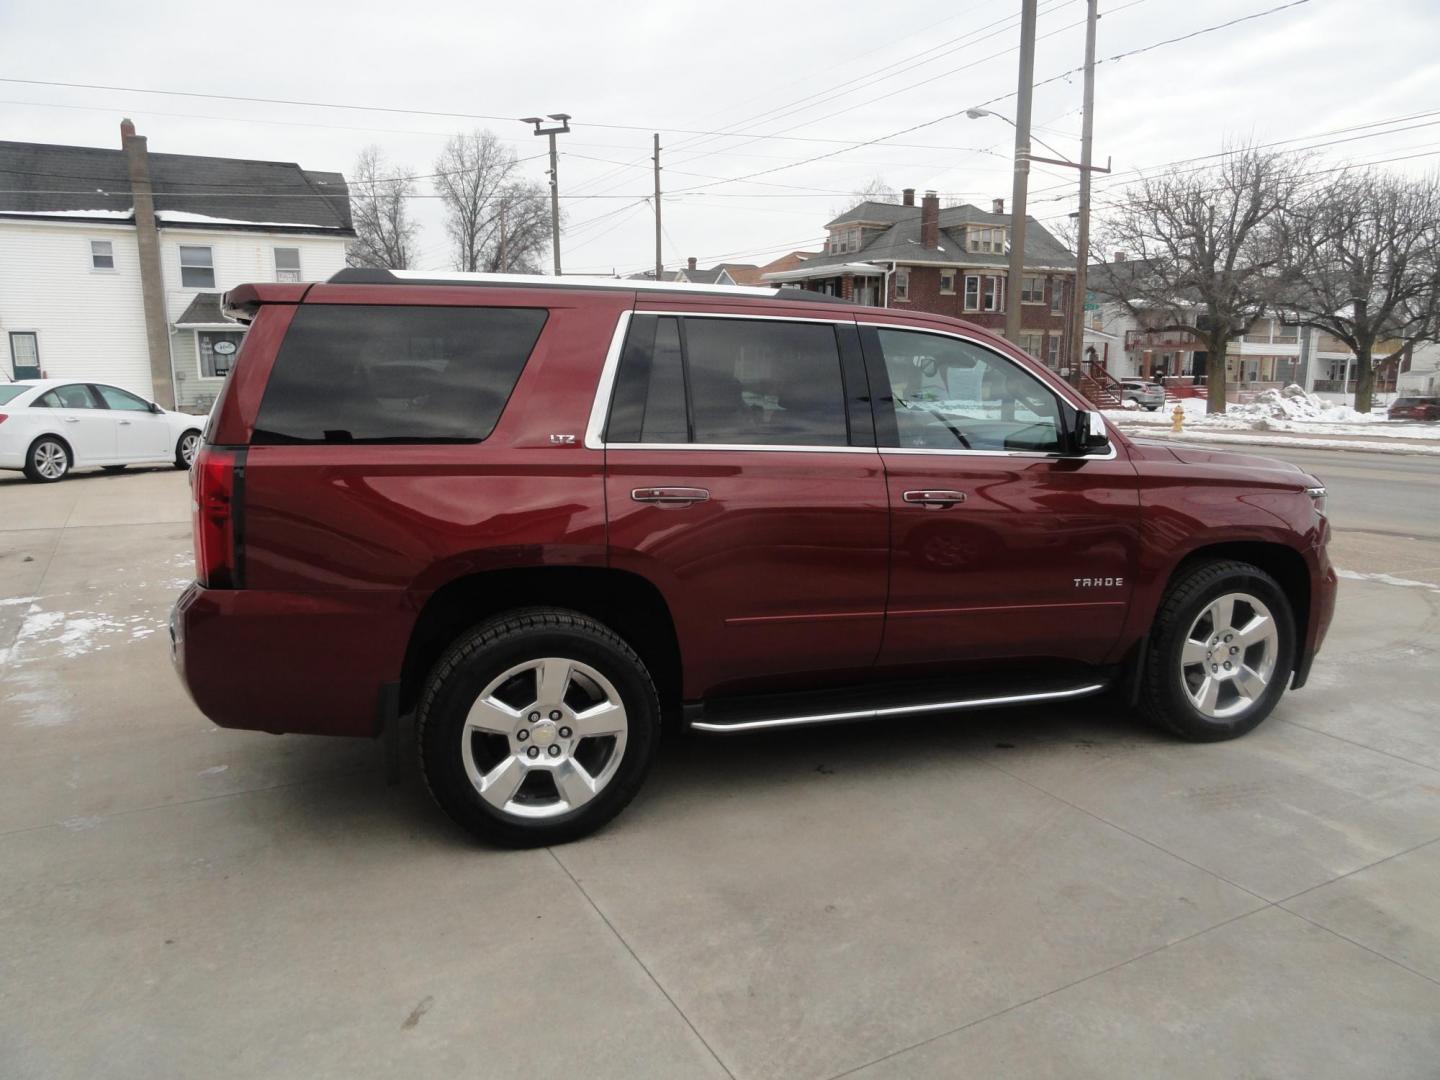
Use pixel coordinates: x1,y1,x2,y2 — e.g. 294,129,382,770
1069,0,1099,385
653,133,663,281
1004,0,1038,345
522,113,571,276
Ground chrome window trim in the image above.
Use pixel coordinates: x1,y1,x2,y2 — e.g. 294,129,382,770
584,311,1117,461
585,308,861,452
858,320,1119,462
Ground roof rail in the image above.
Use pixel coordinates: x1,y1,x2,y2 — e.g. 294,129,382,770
326,267,850,304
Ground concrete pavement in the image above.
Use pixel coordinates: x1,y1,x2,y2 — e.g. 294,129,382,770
2,459,1438,1079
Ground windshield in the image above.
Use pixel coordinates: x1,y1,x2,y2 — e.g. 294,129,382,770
0,384,31,405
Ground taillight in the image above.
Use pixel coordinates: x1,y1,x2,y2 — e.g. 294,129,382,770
0,413,8,424
191,445,244,588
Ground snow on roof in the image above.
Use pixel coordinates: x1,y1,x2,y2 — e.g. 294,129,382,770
156,210,343,229
0,208,134,219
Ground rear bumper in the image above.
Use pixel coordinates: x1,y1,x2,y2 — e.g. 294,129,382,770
170,582,415,737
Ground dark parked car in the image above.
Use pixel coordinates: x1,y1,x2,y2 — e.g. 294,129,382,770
171,270,1337,846
1388,396,1440,421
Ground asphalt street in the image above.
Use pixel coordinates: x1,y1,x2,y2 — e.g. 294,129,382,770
2,450,1438,1079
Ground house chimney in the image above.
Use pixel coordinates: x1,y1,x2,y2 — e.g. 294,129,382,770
902,188,915,206
921,190,940,249
992,197,1004,215
1114,251,1128,263
687,256,697,271
121,119,176,409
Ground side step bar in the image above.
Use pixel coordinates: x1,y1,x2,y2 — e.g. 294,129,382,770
690,682,1108,734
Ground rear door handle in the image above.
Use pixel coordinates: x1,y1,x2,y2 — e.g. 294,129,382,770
63,416,81,423
118,420,132,425
903,489,967,509
632,487,710,505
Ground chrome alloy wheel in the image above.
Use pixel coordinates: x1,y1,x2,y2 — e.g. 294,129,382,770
180,432,202,467
1179,592,1279,719
33,441,67,480
460,657,628,819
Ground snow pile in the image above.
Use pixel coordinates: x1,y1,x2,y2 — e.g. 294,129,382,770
1227,385,1384,425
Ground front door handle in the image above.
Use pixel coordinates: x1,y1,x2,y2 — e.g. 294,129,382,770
118,419,132,426
632,486,710,505
903,489,967,509
63,416,81,423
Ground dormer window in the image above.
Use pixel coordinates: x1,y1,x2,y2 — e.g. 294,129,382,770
967,226,1006,254
827,226,863,255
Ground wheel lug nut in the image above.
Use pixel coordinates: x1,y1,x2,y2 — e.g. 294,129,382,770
1230,647,1238,655
517,729,529,741
1211,665,1218,673
528,712,540,722
1224,635,1233,643
527,746,539,759
1224,661,1232,670
548,745,561,757
558,726,572,738
549,710,562,721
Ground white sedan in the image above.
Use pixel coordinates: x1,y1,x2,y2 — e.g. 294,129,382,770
0,379,205,482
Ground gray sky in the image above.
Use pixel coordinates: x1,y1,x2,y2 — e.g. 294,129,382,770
3,0,1437,275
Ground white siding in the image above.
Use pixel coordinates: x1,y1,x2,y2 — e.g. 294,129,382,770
159,229,348,410
0,220,154,397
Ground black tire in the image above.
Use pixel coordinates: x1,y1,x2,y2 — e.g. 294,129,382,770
23,437,71,483
101,464,128,473
418,607,660,848
1139,559,1295,742
175,430,202,470
1146,405,1160,411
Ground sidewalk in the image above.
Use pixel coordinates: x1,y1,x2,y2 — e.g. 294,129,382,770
1107,422,1440,456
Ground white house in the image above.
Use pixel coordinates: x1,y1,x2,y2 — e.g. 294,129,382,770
0,120,353,410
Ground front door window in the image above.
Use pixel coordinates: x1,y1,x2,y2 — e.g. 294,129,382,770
9,331,40,380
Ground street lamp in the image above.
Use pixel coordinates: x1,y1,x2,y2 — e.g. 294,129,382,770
522,113,571,276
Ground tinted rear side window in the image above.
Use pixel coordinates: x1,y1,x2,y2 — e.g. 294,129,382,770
252,305,547,444
605,314,851,447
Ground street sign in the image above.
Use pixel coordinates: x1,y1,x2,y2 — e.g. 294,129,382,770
1084,290,1099,312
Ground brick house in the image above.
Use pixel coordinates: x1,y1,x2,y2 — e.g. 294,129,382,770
761,190,1076,367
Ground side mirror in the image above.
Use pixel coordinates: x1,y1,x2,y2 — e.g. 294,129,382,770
1073,410,1110,454
150,402,163,414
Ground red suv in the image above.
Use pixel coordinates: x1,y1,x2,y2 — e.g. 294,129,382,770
171,270,1336,846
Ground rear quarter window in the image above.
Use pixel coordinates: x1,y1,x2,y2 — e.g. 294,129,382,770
251,304,548,444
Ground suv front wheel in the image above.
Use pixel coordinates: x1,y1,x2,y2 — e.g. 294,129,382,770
1140,560,1295,741
418,608,660,847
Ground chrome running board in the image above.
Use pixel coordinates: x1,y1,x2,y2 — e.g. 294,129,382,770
690,682,1108,734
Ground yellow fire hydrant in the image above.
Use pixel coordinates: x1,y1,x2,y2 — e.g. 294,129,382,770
1171,404,1186,433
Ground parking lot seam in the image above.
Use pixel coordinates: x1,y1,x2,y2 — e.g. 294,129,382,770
1277,904,1440,989
1274,835,1440,907
824,905,1270,1080
0,768,377,841
546,847,737,1080
1277,718,1440,777
978,756,1273,904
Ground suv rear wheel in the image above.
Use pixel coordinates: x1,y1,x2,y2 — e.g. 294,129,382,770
417,608,660,847
1140,559,1295,741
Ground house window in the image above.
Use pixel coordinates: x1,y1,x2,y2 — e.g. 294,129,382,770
827,226,861,255
1020,332,1043,357
1020,275,1044,304
894,267,910,302
982,275,1004,312
274,247,301,283
967,226,1005,254
1051,280,1066,313
180,245,215,288
939,270,956,295
1048,336,1062,366
197,330,244,378
90,240,115,270
964,274,981,311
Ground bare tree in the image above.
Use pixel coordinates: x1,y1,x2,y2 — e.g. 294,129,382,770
1093,147,1305,412
830,176,898,218
434,130,553,273
346,146,420,270
1279,171,1440,412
